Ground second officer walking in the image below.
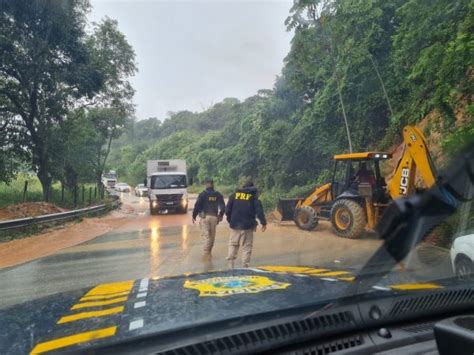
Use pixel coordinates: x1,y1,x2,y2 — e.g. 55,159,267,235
192,178,225,256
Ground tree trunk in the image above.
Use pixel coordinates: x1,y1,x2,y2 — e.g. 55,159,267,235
96,170,103,190
37,167,52,202
95,133,114,187
100,134,114,174
368,54,394,118
24,86,54,202
95,146,103,188
32,135,53,202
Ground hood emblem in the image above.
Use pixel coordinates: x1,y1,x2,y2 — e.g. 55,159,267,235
184,276,290,297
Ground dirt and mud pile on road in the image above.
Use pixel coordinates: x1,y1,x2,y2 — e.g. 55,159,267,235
0,202,67,221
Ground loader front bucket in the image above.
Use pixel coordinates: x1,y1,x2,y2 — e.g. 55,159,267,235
276,198,303,221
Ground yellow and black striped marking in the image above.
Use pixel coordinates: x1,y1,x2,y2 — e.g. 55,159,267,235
257,266,356,282
30,326,117,354
30,280,134,354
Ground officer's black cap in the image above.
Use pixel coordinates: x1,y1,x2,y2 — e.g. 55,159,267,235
205,177,214,183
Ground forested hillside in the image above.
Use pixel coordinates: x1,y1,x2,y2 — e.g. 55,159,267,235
3,0,470,209
108,0,472,208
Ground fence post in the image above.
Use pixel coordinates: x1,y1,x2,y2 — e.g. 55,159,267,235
46,184,50,203
82,186,85,204
22,181,28,202
89,187,92,205
74,185,77,208
94,186,97,201
61,184,65,203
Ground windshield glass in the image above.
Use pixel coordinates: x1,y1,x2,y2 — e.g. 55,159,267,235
0,0,472,354
151,175,187,189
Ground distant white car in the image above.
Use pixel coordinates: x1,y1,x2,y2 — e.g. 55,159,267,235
135,183,148,197
115,182,131,193
450,233,474,279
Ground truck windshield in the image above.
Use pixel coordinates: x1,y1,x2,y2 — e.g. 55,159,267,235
151,175,187,189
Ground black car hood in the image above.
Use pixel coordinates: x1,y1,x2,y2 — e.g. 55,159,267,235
0,265,457,354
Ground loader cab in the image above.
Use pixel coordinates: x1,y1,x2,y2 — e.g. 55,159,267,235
331,152,391,203
281,151,393,235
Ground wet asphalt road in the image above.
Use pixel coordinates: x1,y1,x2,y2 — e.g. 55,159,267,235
0,193,452,310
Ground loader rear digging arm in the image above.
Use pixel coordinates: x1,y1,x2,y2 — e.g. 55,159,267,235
388,126,437,199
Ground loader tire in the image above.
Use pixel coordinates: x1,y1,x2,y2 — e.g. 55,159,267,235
294,206,319,231
331,199,366,239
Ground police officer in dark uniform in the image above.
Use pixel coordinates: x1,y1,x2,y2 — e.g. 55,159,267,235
192,178,225,255
225,180,267,268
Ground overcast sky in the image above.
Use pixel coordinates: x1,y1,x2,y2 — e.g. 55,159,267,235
88,0,293,120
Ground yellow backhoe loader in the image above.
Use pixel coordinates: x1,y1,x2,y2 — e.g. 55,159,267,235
277,126,438,239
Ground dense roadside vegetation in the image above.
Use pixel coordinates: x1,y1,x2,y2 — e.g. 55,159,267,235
1,0,472,211
109,0,473,209
0,0,136,201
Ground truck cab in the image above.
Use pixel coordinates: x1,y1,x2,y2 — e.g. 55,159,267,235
146,160,188,215
102,170,117,189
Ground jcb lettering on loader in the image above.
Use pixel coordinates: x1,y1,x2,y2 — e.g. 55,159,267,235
276,125,438,239
399,168,410,195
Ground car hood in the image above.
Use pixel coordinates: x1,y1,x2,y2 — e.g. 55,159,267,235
0,266,458,354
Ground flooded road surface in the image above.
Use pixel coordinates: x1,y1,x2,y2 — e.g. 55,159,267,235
0,192,449,309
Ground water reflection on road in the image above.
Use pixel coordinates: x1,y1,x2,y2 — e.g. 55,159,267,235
182,225,189,252
149,220,160,278
0,192,384,309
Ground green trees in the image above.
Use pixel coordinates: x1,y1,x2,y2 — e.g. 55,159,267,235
0,1,136,199
392,0,473,123
0,0,102,198
1,0,471,206
59,111,97,190
109,0,472,207
0,111,25,184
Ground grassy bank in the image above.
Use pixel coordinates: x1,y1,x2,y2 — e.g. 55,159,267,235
0,175,105,209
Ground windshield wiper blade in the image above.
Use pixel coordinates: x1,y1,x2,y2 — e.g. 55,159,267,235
352,144,474,294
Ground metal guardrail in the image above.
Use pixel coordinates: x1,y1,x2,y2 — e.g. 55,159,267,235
0,195,121,233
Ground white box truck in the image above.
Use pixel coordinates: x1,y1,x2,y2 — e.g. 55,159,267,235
146,160,188,215
101,170,117,189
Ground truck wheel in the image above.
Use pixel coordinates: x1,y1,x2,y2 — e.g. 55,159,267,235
330,199,366,239
294,206,319,231
149,203,157,215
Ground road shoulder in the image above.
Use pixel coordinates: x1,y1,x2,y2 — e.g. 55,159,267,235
0,209,131,270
